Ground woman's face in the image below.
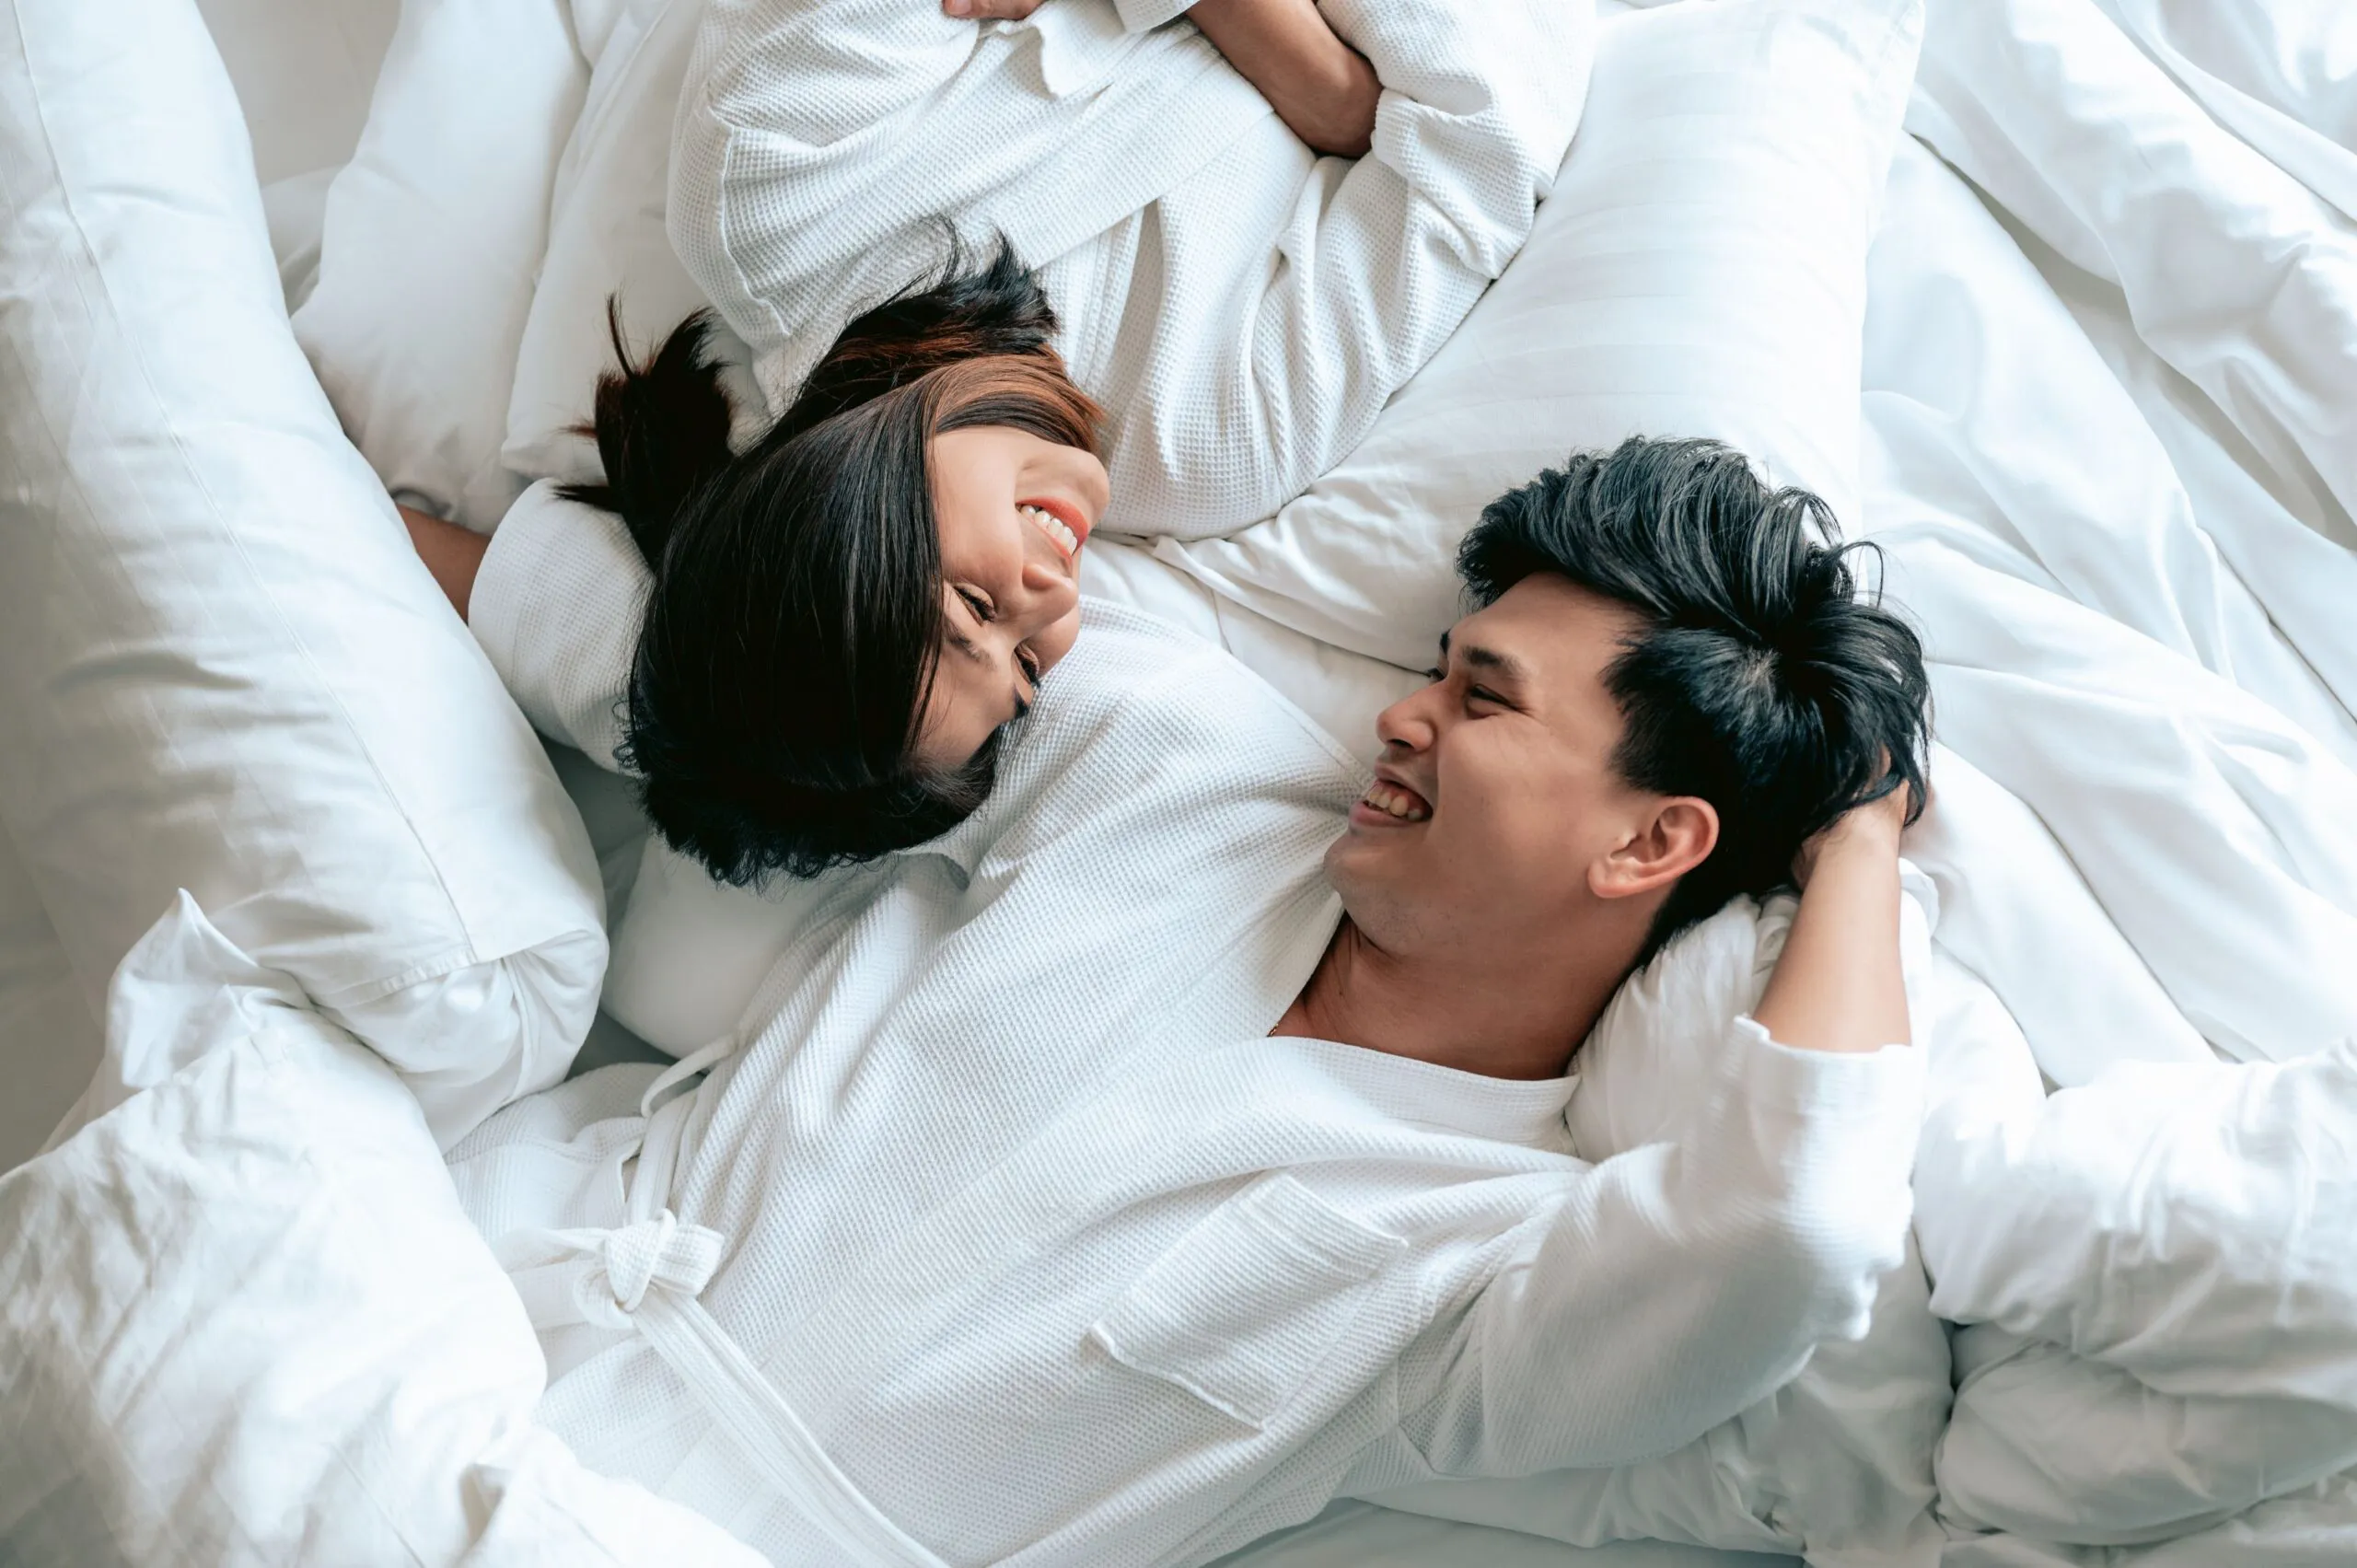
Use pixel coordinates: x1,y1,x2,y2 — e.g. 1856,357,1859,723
914,424,1110,770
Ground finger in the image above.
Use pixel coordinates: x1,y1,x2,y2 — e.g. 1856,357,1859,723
945,0,1044,17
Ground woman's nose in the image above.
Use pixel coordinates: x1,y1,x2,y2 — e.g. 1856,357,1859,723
1019,557,1079,624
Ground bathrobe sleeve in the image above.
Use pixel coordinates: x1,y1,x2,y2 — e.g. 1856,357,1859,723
668,0,1266,407
467,480,644,772
1401,1021,1925,1477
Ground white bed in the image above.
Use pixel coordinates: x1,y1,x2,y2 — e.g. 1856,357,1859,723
3,0,2354,1562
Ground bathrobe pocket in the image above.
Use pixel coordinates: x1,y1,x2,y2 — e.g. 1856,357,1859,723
1088,1172,1405,1429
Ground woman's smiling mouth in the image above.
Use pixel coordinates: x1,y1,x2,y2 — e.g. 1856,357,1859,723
1019,498,1089,561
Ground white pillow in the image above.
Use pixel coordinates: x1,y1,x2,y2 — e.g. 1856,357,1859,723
292,0,589,528
1155,0,1923,672
503,0,732,486
1908,0,2357,535
196,0,401,184
0,0,606,1146
0,841,97,1175
0,896,762,1566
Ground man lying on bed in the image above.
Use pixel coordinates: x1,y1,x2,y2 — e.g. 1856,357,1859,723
444,436,1932,1567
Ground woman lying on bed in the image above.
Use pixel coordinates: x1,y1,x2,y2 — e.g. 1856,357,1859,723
402,0,1588,883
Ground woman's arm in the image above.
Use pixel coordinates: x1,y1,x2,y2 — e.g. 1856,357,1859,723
399,503,489,621
1188,0,1378,157
949,0,1377,157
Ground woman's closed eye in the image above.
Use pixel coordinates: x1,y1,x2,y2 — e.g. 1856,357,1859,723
955,585,1043,699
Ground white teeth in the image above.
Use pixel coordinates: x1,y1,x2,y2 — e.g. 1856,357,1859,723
1022,504,1079,557
1360,779,1431,822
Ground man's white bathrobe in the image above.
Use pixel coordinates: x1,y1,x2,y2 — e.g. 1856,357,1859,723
449,603,1925,1567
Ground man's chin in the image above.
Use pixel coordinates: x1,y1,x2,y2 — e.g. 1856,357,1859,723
1321,826,1388,902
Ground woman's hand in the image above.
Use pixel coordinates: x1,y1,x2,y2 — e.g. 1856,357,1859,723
1188,0,1378,158
399,503,490,621
941,0,1380,159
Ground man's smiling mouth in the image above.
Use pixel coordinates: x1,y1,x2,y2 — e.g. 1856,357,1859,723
1357,778,1432,822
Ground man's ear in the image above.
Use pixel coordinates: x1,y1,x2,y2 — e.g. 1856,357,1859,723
1589,797,1718,901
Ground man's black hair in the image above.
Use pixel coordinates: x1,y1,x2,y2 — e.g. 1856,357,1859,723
1458,436,1931,959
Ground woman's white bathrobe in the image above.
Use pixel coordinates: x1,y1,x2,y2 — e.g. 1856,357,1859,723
449,603,1926,1568
465,0,1591,768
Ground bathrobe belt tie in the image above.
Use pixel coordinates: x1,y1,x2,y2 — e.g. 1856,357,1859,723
498,1037,953,1568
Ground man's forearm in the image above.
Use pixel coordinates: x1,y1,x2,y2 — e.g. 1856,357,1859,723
1753,820,1910,1055
1189,0,1378,157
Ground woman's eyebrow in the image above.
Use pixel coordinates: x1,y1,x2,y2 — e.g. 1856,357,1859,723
945,611,993,667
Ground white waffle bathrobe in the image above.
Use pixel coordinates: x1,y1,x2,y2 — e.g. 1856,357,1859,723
468,0,1593,770
449,604,1925,1567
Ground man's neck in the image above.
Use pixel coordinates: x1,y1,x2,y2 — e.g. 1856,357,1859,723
1272,917,1635,1081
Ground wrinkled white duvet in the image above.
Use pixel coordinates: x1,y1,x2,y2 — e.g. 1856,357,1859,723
0,897,764,1567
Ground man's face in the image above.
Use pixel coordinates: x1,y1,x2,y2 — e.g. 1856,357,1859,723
1324,575,1663,958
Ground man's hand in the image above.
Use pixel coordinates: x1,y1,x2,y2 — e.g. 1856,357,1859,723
941,0,1380,160
1753,777,1916,1056
1791,779,1913,890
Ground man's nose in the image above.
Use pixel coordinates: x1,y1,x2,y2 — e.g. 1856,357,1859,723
1375,686,1441,752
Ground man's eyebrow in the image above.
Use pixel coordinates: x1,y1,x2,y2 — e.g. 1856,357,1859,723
1454,639,1529,683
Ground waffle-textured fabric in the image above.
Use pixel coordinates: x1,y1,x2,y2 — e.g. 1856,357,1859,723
449,603,1926,1567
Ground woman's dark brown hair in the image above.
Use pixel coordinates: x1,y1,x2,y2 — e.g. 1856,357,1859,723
563,240,1105,885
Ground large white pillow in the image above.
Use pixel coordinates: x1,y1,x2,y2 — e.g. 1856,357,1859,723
194,0,400,183
1154,0,1923,671
0,896,762,1566
0,0,606,1146
0,841,96,1175
292,0,589,528
502,0,731,486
